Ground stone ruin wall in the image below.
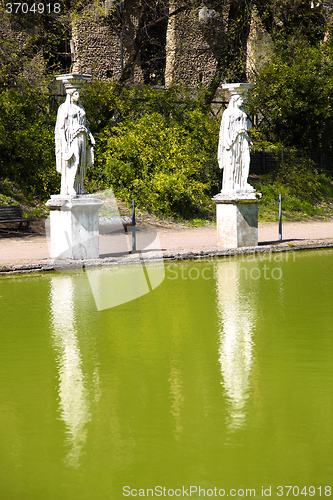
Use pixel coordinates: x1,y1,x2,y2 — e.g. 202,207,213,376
70,1,271,92
165,2,219,88
71,7,127,81
3,1,325,94
71,0,145,84
71,1,223,87
72,18,121,80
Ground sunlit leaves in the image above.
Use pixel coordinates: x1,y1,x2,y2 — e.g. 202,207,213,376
81,82,220,217
0,85,59,198
247,41,333,153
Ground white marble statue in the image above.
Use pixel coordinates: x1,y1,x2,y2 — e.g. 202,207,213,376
217,91,254,193
55,84,95,196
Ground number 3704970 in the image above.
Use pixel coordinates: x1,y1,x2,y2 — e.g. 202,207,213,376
5,3,61,14
277,487,331,497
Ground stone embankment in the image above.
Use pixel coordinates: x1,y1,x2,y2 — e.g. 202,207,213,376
1,220,333,274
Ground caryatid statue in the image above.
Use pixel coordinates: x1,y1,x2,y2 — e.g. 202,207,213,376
217,84,254,194
55,74,95,197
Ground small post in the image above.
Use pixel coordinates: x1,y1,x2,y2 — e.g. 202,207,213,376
278,194,282,241
132,199,136,252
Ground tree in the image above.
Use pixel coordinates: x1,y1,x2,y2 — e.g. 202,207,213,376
200,0,330,104
203,0,252,105
254,0,328,46
110,0,330,105
247,40,333,154
0,3,72,86
1,0,331,93
100,0,253,104
0,83,60,198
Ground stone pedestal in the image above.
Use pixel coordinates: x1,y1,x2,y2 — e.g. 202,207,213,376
46,195,103,259
212,192,261,248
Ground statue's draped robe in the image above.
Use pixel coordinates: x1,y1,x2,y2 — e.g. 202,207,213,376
55,99,94,196
217,98,251,192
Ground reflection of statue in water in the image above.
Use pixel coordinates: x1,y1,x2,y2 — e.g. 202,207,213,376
216,260,255,431
217,94,254,193
55,87,95,196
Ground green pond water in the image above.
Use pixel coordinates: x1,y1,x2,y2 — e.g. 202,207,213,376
1,250,333,500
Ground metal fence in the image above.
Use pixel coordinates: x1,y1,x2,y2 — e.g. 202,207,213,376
250,149,331,175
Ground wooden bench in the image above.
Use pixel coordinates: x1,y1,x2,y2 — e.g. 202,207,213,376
99,215,133,233
0,205,34,231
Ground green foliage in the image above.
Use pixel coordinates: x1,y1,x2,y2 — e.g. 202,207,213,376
0,178,49,217
255,0,327,46
247,40,333,154
80,80,134,135
81,82,220,218
81,81,209,133
96,111,219,218
258,153,333,222
0,4,69,86
276,155,331,201
0,84,60,200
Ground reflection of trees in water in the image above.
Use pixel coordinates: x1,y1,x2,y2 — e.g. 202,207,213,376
50,275,92,467
216,261,255,432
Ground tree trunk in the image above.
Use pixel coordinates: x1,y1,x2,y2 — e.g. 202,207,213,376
204,0,252,106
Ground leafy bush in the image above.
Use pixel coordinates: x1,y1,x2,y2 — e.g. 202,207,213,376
0,84,60,199
98,111,219,217
258,152,333,221
82,83,220,218
247,41,333,155
0,178,49,217
275,155,331,201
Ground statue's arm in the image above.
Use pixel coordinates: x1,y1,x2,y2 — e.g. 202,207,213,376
55,105,67,172
78,103,95,145
56,105,68,148
87,126,95,146
219,110,234,150
239,126,253,146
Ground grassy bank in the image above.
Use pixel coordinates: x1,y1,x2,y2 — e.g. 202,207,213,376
251,157,333,223
2,174,333,229
0,179,49,219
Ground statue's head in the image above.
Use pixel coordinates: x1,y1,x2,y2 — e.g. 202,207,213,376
229,94,243,108
236,95,243,106
66,88,80,104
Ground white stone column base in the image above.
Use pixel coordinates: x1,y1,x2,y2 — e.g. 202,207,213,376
212,192,261,248
46,195,103,259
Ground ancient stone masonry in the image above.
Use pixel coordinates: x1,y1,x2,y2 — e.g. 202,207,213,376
70,0,267,91
246,6,272,80
1,0,284,91
71,0,145,83
165,1,222,88
70,0,227,87
4,1,332,92
71,6,125,81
